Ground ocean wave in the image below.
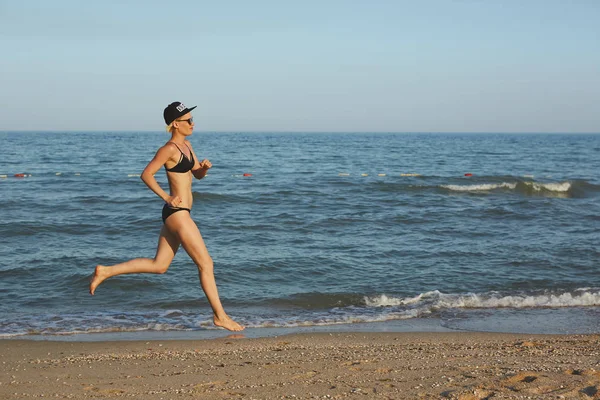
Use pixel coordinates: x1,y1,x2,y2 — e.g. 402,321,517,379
523,181,571,192
0,310,426,337
239,310,424,329
440,180,578,196
441,183,517,192
364,289,600,309
0,324,192,337
2,289,599,337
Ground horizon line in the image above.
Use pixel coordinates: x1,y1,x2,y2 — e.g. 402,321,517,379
1,130,599,135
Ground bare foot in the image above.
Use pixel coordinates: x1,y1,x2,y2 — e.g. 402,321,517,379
89,265,108,295
214,315,245,332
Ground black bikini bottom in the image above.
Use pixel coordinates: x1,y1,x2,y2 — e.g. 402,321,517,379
162,204,191,224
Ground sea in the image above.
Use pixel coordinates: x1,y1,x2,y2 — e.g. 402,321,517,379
0,131,599,340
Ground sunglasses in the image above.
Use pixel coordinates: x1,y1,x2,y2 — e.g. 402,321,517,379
176,117,193,125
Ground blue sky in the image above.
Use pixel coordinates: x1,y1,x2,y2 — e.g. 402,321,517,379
1,0,599,132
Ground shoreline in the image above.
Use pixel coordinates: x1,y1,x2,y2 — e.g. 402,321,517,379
2,331,599,399
0,318,459,343
3,308,598,342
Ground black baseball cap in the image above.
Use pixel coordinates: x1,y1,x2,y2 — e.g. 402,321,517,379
163,102,197,125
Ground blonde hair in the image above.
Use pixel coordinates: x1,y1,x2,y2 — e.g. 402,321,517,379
166,123,174,133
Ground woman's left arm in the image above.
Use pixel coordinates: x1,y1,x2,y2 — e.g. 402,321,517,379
188,141,211,180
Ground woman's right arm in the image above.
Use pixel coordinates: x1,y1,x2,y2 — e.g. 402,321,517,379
141,146,174,203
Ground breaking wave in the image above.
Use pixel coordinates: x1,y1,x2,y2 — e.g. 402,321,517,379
441,183,518,192
364,289,600,309
439,180,581,196
2,289,599,337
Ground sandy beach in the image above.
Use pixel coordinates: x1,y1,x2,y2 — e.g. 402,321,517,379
1,332,599,399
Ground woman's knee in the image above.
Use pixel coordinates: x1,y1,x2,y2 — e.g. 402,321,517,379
153,259,170,274
178,230,213,271
197,256,214,273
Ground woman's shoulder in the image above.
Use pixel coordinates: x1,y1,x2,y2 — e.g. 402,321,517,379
156,141,179,156
162,141,180,150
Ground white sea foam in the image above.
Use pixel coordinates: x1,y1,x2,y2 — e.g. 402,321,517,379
441,183,517,191
160,309,185,318
2,289,597,337
524,181,571,192
364,292,437,306
364,289,600,309
241,310,425,329
441,181,572,193
0,332,26,338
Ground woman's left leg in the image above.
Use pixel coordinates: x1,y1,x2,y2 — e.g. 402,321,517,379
89,226,180,295
164,212,244,331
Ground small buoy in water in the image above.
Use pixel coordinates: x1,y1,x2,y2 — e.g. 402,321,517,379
243,173,252,177
400,173,421,177
338,173,350,176
127,174,141,177
75,173,81,176
0,175,7,179
464,173,473,177
14,173,25,178
55,172,62,176
361,173,368,177
378,173,386,177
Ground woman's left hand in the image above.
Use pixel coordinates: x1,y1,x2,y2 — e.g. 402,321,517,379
199,159,212,170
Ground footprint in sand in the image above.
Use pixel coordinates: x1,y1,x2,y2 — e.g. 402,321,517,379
503,372,564,395
513,372,539,382
580,385,598,398
566,369,600,378
504,371,540,385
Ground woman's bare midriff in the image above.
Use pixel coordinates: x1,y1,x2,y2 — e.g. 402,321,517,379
167,171,194,209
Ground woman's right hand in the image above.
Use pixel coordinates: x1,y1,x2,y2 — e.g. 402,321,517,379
166,195,183,207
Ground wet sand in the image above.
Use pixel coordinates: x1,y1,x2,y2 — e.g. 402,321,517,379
1,332,599,399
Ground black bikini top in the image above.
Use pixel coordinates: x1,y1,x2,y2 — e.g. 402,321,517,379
165,142,194,173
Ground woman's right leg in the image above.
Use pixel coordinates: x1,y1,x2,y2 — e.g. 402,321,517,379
89,226,180,295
